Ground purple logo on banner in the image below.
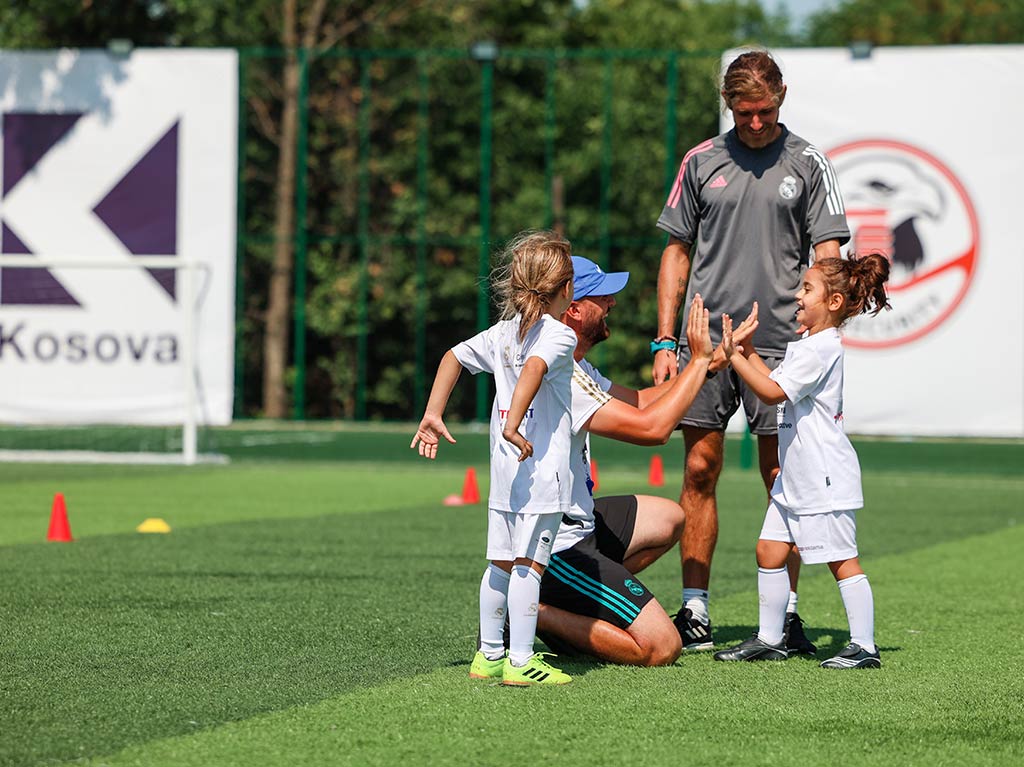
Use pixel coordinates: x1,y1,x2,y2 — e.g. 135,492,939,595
0,112,179,306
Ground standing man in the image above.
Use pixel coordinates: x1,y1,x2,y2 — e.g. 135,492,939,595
652,50,850,654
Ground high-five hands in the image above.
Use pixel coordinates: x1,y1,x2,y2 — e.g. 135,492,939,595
722,303,759,361
710,302,759,372
687,293,713,361
722,313,737,360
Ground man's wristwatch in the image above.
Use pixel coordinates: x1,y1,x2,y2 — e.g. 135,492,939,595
650,336,678,354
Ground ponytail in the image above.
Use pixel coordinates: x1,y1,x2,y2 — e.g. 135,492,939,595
492,230,574,341
814,252,892,324
849,253,892,318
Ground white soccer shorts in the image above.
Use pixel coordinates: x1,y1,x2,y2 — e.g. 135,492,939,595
486,508,561,566
759,501,859,565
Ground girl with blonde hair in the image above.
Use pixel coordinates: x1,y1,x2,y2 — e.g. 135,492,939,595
412,230,577,685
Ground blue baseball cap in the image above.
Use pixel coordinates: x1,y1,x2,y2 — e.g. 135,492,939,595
571,256,629,301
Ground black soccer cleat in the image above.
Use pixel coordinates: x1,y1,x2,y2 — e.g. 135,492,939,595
820,642,881,669
672,607,714,651
713,634,788,662
784,611,818,656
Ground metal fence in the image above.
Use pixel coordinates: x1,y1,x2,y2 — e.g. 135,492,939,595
234,47,723,422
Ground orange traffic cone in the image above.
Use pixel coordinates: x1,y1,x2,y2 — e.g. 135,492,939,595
590,459,600,492
461,467,481,504
648,454,665,487
47,493,73,542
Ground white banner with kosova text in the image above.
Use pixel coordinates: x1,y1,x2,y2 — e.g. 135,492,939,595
0,49,237,425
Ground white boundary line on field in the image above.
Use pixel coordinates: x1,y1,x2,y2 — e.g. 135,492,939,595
0,450,229,465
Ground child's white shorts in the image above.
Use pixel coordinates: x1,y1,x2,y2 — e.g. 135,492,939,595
486,509,561,566
759,501,860,565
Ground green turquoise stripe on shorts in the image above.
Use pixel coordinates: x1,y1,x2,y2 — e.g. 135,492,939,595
548,555,641,623
547,561,635,623
549,557,642,618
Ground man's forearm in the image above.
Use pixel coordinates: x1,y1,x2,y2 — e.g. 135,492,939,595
656,238,691,338
813,239,841,260
589,356,710,445
647,355,711,428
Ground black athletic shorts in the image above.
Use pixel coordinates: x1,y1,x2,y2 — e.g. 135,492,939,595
540,495,654,629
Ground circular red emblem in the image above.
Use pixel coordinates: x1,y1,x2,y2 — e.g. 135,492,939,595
828,140,979,348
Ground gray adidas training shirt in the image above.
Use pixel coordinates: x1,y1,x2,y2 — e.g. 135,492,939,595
657,125,850,355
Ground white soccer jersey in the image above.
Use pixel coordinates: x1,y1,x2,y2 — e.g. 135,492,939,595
554,358,613,553
452,314,577,514
769,327,863,514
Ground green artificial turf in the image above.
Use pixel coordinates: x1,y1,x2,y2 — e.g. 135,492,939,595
80,526,1024,767
0,432,1021,767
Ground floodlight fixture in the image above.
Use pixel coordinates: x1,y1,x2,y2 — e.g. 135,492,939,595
470,41,499,62
850,40,873,60
107,39,134,56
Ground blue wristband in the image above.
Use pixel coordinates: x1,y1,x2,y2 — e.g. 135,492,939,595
650,339,678,354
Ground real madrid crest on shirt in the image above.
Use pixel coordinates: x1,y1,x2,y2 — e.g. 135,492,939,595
778,175,798,199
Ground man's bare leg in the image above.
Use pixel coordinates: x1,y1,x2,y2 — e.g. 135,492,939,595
536,601,681,666
756,433,799,588
679,427,725,591
622,495,685,574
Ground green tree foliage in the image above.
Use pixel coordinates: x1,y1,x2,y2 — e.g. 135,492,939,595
276,0,792,418
33,1,1015,421
806,0,1024,45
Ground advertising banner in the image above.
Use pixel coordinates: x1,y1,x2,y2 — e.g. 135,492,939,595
725,46,1024,437
0,49,237,425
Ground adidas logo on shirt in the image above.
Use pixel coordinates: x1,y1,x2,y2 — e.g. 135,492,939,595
709,175,728,189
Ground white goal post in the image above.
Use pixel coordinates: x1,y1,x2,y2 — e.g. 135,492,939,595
0,256,228,465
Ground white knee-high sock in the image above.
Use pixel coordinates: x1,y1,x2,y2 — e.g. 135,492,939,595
757,566,789,646
507,565,543,666
478,564,510,660
838,573,876,653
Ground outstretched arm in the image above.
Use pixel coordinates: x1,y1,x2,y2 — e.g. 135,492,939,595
587,295,711,445
723,314,787,405
502,356,547,462
634,301,759,408
410,350,461,459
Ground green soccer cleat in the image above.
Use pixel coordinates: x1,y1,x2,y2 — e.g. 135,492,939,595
469,651,505,680
502,653,572,686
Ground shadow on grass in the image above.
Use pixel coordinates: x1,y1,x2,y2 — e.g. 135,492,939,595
713,624,759,647
714,624,903,660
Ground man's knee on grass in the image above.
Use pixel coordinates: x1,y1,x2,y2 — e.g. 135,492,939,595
538,610,681,667
630,603,682,666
